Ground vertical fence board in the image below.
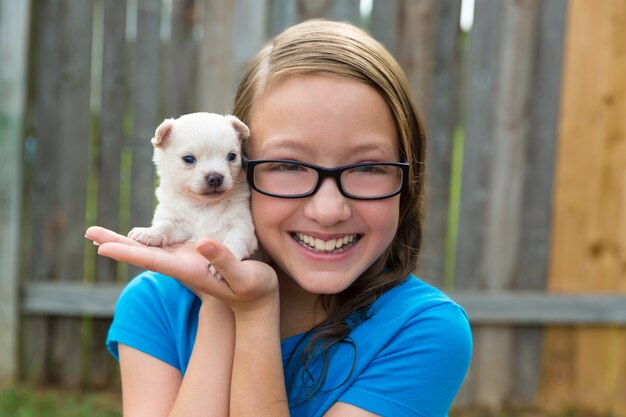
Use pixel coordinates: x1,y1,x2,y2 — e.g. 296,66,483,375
166,0,198,116
396,0,435,123
477,0,539,408
510,0,567,405
196,0,236,113
49,0,93,387
98,0,127,284
482,2,538,295
297,0,360,25
91,0,127,388
0,0,30,384
267,0,297,37
369,0,400,57
24,0,60,384
128,0,161,278
418,0,462,288
454,0,500,290
295,0,336,21
454,0,502,405
540,0,626,414
234,0,268,101
328,0,360,24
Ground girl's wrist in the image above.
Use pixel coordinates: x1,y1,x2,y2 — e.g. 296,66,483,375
232,288,280,325
199,295,234,322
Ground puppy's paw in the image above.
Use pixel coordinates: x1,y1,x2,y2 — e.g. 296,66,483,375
128,227,166,246
208,263,223,281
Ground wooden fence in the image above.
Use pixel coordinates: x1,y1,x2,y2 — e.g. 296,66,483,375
1,0,626,415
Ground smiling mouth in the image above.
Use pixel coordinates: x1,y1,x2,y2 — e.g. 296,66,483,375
292,233,361,254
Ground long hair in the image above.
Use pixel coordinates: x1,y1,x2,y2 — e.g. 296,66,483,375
233,19,426,402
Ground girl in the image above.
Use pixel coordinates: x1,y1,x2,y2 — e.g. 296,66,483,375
86,19,472,417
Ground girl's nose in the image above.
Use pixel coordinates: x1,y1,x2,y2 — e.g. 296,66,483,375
303,177,351,226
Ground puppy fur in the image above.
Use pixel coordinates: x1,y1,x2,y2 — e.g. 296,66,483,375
128,112,257,261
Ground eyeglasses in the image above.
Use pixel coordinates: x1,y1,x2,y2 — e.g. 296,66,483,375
242,157,409,200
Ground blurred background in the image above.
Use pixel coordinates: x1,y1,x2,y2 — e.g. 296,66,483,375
1,0,625,416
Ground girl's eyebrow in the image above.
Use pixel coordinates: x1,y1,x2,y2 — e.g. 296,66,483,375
348,142,398,157
258,138,313,154
257,138,398,158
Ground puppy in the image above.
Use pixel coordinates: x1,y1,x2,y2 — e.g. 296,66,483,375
128,112,257,263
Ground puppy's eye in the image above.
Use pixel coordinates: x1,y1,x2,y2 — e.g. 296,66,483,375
182,155,196,165
226,152,238,162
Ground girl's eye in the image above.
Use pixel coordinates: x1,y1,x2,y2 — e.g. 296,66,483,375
227,152,238,162
269,163,306,172
182,155,195,165
349,164,388,174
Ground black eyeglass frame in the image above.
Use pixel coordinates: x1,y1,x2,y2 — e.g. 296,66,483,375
242,156,409,200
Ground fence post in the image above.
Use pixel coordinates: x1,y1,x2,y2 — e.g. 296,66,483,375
0,0,30,384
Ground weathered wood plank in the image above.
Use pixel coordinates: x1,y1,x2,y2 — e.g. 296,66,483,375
369,0,400,57
268,0,361,47
234,0,268,100
22,283,125,318
418,0,462,289
511,0,567,406
92,0,127,389
51,0,94,388
25,0,61,385
454,0,502,407
166,0,198,116
454,0,501,290
328,0,360,24
267,0,297,37
476,0,540,409
196,0,236,113
21,283,626,325
98,0,127,283
0,0,31,384
128,0,161,279
539,0,626,414
396,0,435,123
277,0,361,27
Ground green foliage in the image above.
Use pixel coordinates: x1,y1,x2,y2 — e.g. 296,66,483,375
0,386,121,417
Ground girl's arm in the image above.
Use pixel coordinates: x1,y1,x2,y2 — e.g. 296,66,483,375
117,345,181,417
195,241,290,417
86,227,236,417
87,226,290,417
168,296,235,417
117,298,234,417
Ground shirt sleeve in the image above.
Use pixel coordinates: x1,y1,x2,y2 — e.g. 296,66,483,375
106,272,188,371
339,301,473,417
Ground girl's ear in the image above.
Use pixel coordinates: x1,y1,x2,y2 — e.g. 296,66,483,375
225,115,250,143
151,118,175,148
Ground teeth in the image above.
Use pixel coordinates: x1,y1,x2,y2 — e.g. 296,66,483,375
295,233,358,253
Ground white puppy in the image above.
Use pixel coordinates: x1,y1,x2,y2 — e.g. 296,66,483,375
128,112,257,262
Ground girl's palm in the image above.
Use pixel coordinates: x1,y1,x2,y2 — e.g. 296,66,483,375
85,226,278,312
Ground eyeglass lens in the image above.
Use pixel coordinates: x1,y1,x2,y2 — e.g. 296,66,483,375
252,162,403,198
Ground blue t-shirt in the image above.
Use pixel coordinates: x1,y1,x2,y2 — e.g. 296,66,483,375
107,272,472,417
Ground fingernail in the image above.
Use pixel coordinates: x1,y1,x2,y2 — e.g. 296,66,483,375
200,242,216,255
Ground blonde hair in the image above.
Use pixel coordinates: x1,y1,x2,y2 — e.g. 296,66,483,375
233,19,426,402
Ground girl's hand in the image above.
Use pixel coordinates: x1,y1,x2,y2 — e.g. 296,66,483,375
85,226,278,316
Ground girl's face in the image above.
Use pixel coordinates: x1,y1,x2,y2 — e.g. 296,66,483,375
247,75,401,296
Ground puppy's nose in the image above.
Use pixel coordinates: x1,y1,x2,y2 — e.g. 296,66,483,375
206,173,224,188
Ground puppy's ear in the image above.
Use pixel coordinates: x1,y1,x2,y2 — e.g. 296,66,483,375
225,115,250,143
152,118,175,148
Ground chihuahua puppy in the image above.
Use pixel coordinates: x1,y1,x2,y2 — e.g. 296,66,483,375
128,112,257,262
